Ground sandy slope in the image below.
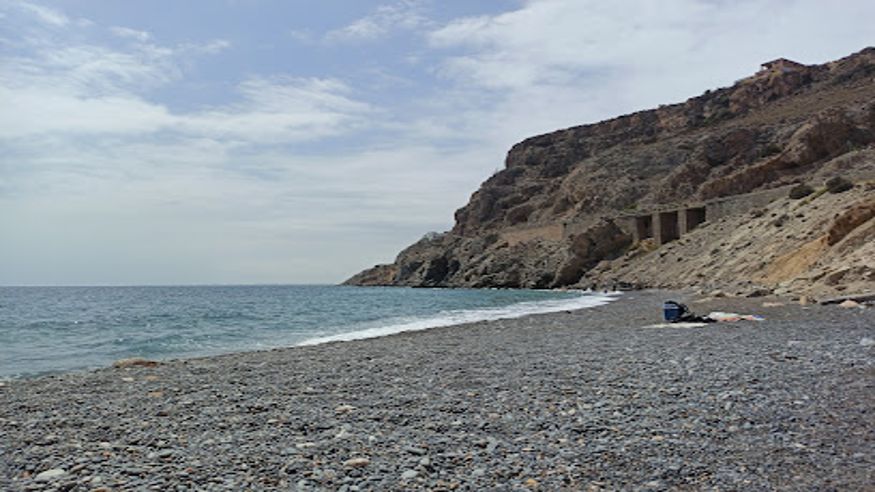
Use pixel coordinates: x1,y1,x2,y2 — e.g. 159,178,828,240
585,182,875,300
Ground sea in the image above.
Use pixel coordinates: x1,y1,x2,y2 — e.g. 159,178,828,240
0,285,616,378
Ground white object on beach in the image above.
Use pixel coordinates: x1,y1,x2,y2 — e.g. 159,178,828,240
708,311,765,322
344,457,370,468
644,322,709,329
35,469,67,482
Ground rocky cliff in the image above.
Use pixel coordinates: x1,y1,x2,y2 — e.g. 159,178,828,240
346,48,875,299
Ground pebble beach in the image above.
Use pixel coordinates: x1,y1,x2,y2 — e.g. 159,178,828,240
2,290,873,491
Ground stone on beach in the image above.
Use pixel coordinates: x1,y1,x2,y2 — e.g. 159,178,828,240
34,468,66,481
343,458,370,468
112,357,161,368
403,445,427,456
335,404,356,413
3,291,874,490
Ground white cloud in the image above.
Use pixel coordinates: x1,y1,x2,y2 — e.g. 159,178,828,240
183,39,232,55
425,0,875,145
0,22,364,142
16,1,68,26
110,26,151,42
0,86,172,137
4,0,875,285
176,77,372,143
325,0,429,42
0,5,387,283
4,43,180,95
0,132,489,283
0,75,370,142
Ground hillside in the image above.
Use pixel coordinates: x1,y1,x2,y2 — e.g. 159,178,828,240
345,48,875,300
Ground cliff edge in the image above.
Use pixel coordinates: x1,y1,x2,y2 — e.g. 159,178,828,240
346,48,875,299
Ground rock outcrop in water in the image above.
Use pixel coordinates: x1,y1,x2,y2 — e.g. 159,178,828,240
346,48,875,298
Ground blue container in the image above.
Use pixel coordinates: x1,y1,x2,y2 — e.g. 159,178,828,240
663,301,683,322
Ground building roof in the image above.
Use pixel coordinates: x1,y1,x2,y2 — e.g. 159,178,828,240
761,58,806,69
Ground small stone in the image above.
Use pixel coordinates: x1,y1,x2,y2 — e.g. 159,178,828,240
860,337,875,347
403,446,426,456
157,449,174,459
335,404,356,413
418,456,431,467
113,357,160,368
401,470,418,480
524,478,539,488
838,299,862,308
746,288,771,298
343,458,370,468
471,468,486,477
34,468,66,482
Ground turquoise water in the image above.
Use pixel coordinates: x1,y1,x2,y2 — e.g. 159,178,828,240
0,285,614,378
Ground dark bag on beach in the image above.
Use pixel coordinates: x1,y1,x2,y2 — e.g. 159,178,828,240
663,300,716,323
663,301,688,322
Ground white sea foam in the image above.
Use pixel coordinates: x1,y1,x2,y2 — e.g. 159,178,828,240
297,290,620,346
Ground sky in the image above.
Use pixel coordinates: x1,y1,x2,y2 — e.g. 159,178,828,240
1,0,873,286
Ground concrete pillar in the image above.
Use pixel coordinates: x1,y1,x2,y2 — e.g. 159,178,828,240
680,207,706,234
634,215,653,243
654,210,679,245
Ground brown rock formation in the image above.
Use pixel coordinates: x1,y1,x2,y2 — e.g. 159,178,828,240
345,48,875,297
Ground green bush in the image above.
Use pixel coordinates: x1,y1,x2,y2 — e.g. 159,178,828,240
760,143,782,158
788,183,815,199
825,176,854,194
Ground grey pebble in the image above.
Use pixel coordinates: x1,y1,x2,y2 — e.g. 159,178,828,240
2,291,874,490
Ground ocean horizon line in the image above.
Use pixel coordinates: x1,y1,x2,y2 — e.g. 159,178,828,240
0,282,339,289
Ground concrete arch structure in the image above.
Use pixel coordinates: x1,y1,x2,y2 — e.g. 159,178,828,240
627,185,794,245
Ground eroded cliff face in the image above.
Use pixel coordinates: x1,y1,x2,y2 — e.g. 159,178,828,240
345,48,875,297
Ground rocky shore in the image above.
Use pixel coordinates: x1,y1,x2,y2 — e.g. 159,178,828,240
2,291,873,491
345,48,875,296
